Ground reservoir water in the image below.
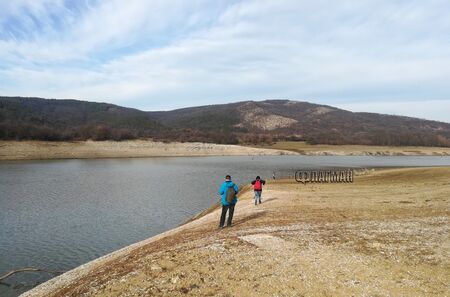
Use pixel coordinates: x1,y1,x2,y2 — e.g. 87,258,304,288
1,155,450,296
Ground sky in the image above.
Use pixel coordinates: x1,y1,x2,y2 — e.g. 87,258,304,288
0,0,449,122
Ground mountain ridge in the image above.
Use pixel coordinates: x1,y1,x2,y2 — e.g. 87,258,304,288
1,96,449,147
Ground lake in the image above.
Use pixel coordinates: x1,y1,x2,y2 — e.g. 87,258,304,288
1,155,450,296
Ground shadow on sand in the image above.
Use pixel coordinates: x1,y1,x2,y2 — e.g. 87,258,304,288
231,210,267,228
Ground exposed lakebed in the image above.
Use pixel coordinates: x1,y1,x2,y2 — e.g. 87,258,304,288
1,155,450,296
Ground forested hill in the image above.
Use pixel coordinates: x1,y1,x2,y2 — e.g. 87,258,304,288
0,96,165,141
1,96,450,147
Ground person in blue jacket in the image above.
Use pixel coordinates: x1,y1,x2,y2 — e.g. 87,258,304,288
218,175,239,228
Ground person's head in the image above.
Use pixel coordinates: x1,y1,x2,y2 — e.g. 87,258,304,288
225,175,231,181
256,176,260,180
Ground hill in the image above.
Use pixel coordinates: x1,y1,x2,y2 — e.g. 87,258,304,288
0,97,165,141
150,99,450,146
1,96,450,146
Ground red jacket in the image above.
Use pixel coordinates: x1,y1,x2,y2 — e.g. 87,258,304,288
251,179,265,191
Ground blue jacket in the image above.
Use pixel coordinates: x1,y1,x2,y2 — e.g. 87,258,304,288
218,180,239,206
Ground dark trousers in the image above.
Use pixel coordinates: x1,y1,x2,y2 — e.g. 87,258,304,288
219,203,235,227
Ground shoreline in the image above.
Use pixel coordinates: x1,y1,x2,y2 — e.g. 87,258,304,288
2,140,450,161
0,140,297,161
21,167,450,296
256,141,450,156
21,185,244,297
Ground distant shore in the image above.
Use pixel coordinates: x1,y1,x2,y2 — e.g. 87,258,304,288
22,167,450,296
0,140,297,161
1,140,450,161
256,141,450,156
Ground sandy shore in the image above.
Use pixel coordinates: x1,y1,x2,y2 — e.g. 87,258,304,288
258,141,450,156
0,140,297,161
3,140,450,161
22,167,450,297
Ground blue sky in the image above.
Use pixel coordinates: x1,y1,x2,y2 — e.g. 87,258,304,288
0,0,449,122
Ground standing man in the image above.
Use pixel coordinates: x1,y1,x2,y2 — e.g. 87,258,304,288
251,176,266,205
218,175,239,228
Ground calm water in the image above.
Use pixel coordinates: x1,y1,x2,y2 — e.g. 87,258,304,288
1,155,450,296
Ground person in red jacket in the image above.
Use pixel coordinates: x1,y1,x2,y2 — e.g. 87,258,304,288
251,176,266,205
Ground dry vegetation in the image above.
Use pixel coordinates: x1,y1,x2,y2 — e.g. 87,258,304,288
23,167,450,297
3,97,450,147
257,141,450,156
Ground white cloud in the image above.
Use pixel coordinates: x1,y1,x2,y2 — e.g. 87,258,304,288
0,0,449,121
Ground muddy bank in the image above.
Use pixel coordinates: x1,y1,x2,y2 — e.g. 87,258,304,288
0,140,296,161
22,167,450,296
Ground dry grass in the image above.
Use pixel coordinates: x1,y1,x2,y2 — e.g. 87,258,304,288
24,167,450,297
256,141,450,156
